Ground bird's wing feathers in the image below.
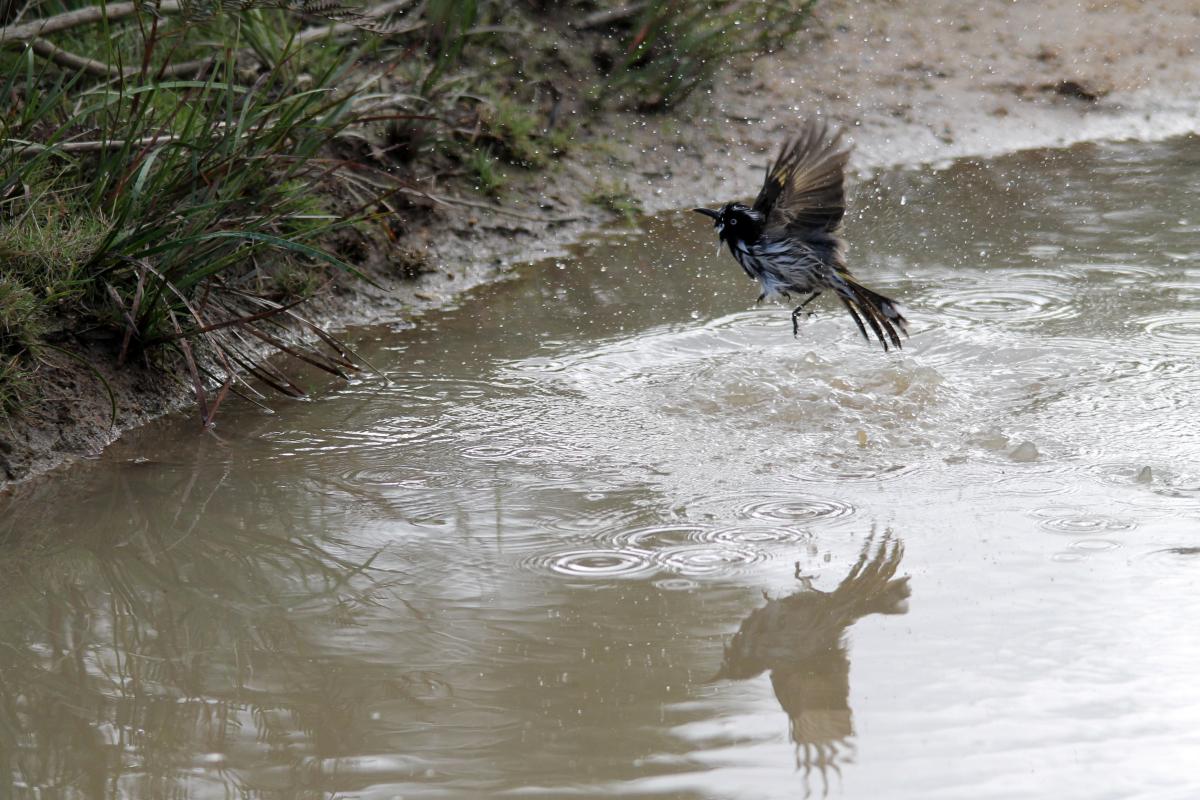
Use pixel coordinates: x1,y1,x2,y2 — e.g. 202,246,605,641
753,120,850,236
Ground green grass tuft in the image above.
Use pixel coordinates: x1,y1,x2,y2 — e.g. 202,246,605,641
0,277,43,415
467,148,506,196
0,5,385,422
585,179,643,225
0,204,111,306
481,95,547,167
590,0,820,111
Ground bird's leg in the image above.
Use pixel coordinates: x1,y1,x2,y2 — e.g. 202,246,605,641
755,292,765,306
793,561,817,590
791,292,822,337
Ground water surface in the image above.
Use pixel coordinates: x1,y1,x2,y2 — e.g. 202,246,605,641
3,137,1200,798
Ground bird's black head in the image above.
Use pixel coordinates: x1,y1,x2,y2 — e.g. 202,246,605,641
693,203,764,249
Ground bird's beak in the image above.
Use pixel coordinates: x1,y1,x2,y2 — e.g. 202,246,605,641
693,209,724,254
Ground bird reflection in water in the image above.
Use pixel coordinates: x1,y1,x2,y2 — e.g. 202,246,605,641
715,534,910,795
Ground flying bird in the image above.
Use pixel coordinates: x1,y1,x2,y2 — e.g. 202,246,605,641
694,120,908,350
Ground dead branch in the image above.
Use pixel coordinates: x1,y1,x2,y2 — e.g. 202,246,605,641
1,0,419,44
0,1,183,44
30,38,214,78
5,0,419,81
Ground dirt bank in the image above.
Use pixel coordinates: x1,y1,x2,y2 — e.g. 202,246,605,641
4,0,1199,489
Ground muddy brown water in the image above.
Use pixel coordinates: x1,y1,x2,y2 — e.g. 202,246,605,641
4,137,1200,798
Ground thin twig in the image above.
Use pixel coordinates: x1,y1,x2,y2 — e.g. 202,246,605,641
169,307,210,427
144,294,309,345
7,134,186,153
30,38,121,75
0,1,183,44
148,54,215,78
574,2,646,30
243,325,351,380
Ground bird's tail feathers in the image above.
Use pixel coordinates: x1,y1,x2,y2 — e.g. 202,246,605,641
835,273,908,351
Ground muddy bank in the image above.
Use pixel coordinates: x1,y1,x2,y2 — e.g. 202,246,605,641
4,0,1199,489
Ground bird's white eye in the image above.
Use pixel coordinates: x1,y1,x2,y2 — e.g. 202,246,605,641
728,218,737,225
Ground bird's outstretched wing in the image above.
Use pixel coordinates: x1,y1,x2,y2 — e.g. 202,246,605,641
753,120,850,236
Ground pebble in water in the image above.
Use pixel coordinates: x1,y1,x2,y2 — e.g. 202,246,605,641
1137,465,1153,484
1009,441,1040,462
969,428,1010,452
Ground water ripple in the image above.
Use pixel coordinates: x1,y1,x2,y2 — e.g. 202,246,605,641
526,519,812,582
790,460,920,485
738,495,856,523
1069,538,1121,552
524,549,659,579
932,285,1076,324
675,490,857,527
656,544,766,576
1135,545,1200,575
706,525,810,546
653,577,699,591
1088,462,1158,488
460,443,524,461
1063,261,1163,283
611,524,709,550
1140,312,1200,352
1033,508,1136,535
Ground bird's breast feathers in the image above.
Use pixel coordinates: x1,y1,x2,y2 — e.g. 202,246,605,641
730,244,797,303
